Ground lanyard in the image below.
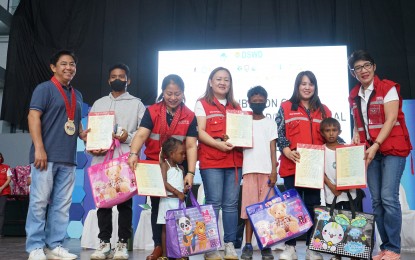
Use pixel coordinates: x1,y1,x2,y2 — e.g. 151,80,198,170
51,76,76,121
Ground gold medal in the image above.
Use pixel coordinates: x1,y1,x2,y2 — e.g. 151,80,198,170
64,119,76,136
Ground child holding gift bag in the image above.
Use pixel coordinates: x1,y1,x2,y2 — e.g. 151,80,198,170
157,137,189,260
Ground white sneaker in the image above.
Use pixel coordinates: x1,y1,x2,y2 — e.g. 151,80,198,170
113,242,128,259
44,246,77,259
278,245,298,260
204,250,223,260
305,248,323,260
224,242,238,259
90,242,113,259
28,248,47,260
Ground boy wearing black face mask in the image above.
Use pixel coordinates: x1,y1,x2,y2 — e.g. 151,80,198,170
88,64,146,260
240,86,278,260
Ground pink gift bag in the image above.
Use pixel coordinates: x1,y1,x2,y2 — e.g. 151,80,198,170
88,139,137,208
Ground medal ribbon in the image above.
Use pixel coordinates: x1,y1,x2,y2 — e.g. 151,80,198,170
51,76,76,121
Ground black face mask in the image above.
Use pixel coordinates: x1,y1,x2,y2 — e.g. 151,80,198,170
109,79,127,92
249,102,267,115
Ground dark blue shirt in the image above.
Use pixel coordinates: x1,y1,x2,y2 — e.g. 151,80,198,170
29,80,83,165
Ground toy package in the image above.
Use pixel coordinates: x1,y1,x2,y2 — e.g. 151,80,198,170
165,191,221,258
246,186,313,249
88,140,136,208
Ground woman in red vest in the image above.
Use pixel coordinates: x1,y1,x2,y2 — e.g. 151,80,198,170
0,152,12,237
128,74,198,260
275,71,331,260
195,67,243,260
348,50,412,260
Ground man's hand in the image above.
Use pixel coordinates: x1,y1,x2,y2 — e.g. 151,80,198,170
79,128,91,142
184,174,194,188
34,148,48,171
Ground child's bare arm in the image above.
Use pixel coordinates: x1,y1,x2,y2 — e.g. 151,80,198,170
324,174,342,197
268,139,278,187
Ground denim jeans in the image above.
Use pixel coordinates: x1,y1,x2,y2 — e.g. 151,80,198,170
367,153,406,254
26,163,75,253
283,175,321,246
200,167,242,244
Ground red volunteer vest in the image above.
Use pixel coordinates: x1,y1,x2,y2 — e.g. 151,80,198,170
348,76,412,157
144,102,195,161
0,164,11,195
279,100,331,177
198,98,243,169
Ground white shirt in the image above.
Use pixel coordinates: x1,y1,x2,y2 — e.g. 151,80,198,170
323,145,356,204
357,82,399,138
242,117,278,175
194,98,227,117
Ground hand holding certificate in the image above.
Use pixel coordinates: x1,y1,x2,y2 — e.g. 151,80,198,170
134,160,167,197
226,110,253,147
336,144,366,190
294,143,325,189
86,111,115,151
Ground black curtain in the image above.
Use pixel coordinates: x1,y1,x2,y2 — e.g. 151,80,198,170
2,0,415,130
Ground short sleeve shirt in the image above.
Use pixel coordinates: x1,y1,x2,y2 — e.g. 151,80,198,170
29,80,83,165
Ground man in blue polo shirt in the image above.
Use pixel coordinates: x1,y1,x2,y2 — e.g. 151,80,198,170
26,50,88,260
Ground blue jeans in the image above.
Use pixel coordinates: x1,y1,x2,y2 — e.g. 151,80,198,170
201,168,241,244
26,163,76,253
367,153,406,254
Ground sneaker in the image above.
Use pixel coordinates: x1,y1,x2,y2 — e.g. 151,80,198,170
381,250,400,260
241,244,253,259
44,246,77,259
305,248,323,260
28,248,47,260
278,245,297,260
204,250,222,260
261,248,274,260
113,242,128,259
224,242,238,259
90,241,113,259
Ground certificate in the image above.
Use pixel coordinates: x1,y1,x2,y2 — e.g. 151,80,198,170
295,143,325,189
134,160,167,197
226,110,253,147
336,144,366,190
86,111,115,151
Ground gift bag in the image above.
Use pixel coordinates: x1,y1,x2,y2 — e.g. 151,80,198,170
88,139,137,208
309,192,375,259
165,191,221,258
246,186,313,250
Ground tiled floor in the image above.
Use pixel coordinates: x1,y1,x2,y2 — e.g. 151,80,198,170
2,236,414,260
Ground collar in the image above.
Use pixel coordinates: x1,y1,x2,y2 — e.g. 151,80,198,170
359,81,374,98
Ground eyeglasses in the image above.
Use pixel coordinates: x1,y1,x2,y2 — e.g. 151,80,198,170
351,62,373,73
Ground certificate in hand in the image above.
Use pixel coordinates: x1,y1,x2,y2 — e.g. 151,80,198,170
226,110,253,147
134,160,167,197
294,143,325,189
336,144,366,190
86,112,115,151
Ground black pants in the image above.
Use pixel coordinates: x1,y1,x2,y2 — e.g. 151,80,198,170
150,196,162,246
97,198,132,242
0,196,6,235
283,175,321,246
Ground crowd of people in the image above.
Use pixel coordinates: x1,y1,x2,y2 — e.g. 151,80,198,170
16,49,411,260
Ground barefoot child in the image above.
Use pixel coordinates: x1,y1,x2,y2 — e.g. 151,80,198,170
320,117,357,260
157,137,188,260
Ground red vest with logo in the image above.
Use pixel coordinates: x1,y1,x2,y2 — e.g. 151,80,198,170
144,102,195,161
279,100,332,177
0,164,11,195
348,76,412,157
198,98,243,169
